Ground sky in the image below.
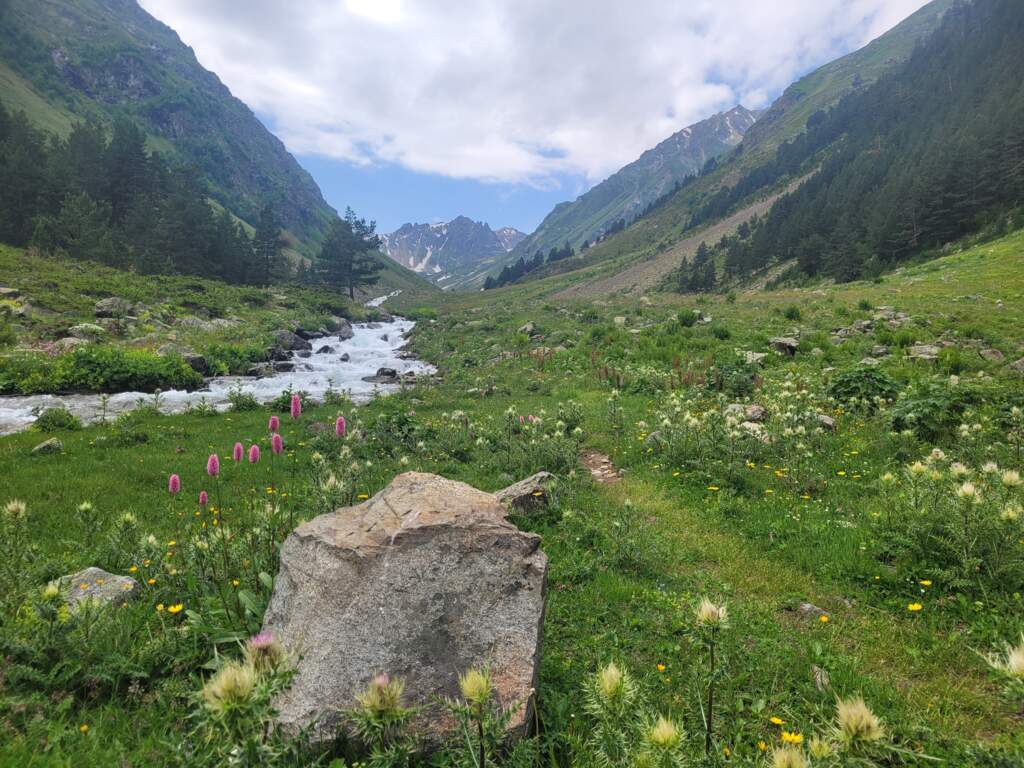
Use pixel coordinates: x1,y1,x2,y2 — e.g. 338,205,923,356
139,0,930,234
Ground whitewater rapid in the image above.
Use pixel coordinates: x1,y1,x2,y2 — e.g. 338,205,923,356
0,316,433,435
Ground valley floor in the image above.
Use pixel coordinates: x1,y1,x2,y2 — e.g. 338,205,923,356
2,229,1024,765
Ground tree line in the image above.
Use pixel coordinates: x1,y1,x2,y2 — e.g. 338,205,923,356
0,104,381,294
483,241,576,289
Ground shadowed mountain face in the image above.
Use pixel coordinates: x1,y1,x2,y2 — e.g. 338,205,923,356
0,0,335,253
381,217,525,288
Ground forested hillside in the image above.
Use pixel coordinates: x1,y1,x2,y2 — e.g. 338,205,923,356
0,0,335,253
523,0,957,294
677,0,1024,289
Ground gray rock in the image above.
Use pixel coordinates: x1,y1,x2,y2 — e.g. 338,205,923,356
742,351,768,366
768,336,799,355
495,471,556,514
980,348,1005,363
53,337,90,353
859,357,880,367
816,414,837,432
274,361,296,373
183,353,209,375
1010,358,1024,375
330,317,354,340
612,316,627,327
316,344,336,355
61,567,139,609
295,327,327,341
796,602,827,620
68,323,105,341
93,297,133,318
744,404,767,423
262,472,546,744
363,367,400,384
870,345,890,357
177,316,211,331
0,286,21,299
32,438,63,455
380,334,389,342
908,344,941,361
339,352,350,362
274,330,312,351
518,321,536,336
246,363,274,378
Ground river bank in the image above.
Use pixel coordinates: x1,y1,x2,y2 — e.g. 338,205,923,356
0,316,433,434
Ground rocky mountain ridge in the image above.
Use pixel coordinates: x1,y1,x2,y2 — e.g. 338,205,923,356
381,216,525,287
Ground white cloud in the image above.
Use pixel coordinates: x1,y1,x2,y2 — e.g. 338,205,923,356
140,0,929,184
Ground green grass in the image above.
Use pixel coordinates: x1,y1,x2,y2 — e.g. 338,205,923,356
2,227,1024,764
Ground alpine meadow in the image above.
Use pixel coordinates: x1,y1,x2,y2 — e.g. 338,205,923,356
2,0,1024,766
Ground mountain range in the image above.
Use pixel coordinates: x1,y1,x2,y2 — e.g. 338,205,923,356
381,217,526,289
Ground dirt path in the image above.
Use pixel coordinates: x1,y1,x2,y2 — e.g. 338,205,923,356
580,449,622,484
554,176,810,300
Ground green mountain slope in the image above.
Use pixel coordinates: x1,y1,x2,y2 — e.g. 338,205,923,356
513,106,756,260
0,0,434,295
530,0,958,295
0,0,331,252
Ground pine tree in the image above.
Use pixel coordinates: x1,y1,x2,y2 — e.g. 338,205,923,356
253,204,285,286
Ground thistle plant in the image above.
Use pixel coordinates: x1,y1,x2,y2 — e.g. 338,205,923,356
582,662,643,767
633,715,685,768
348,673,417,767
442,666,525,768
189,632,295,766
981,634,1024,704
694,597,728,756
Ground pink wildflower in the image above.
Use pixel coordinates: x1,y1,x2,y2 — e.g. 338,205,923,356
290,394,302,420
335,416,346,437
519,415,525,424
268,415,280,433
271,433,284,455
206,453,220,477
248,444,260,464
168,474,181,494
249,631,274,649
199,490,208,506
233,442,243,462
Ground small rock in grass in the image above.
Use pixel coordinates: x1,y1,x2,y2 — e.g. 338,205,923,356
768,336,799,355
61,566,139,609
495,471,556,514
32,438,63,455
980,348,1004,363
908,344,940,361
796,602,826,619
816,414,837,432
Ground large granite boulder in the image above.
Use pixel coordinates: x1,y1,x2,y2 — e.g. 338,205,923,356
262,472,547,743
